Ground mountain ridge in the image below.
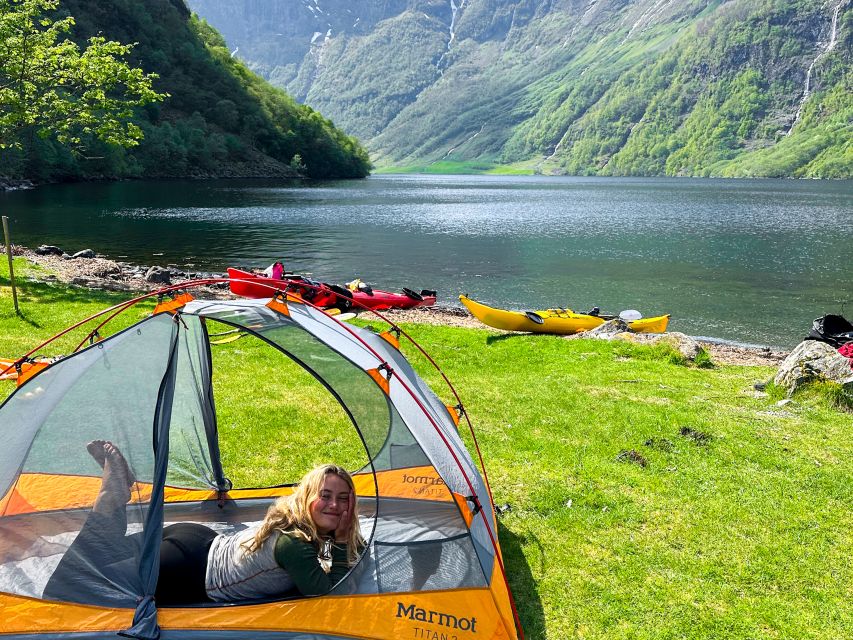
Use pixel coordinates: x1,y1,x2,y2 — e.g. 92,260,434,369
187,0,852,178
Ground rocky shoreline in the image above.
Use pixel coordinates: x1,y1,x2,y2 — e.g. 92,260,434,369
1,154,302,193
7,244,788,367
13,244,230,295
0,178,36,191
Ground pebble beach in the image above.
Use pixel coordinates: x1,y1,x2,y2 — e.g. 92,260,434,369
7,245,788,367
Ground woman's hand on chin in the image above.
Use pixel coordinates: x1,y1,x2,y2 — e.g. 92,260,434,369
334,490,355,543
334,511,349,543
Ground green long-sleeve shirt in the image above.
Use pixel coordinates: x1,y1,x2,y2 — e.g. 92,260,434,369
273,534,351,596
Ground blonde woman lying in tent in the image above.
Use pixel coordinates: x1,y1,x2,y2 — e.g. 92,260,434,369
45,441,364,606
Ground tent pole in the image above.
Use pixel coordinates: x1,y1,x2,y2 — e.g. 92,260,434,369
2,216,20,316
198,316,231,492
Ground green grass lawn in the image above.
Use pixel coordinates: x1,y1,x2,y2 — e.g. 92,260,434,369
2,256,850,639
374,160,536,175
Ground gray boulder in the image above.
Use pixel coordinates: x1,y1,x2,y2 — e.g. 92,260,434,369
658,332,703,360
35,245,63,256
145,266,172,284
616,331,704,361
565,321,704,360
72,249,96,259
585,318,629,337
608,327,704,361
774,340,853,394
88,260,122,278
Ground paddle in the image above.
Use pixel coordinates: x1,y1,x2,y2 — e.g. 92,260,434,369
402,287,424,301
210,332,246,345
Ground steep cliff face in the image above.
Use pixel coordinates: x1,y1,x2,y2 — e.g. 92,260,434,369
188,0,852,177
190,0,411,94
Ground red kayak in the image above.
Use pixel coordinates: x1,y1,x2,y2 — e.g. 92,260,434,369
227,268,437,311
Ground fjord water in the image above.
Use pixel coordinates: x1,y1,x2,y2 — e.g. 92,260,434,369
2,175,851,349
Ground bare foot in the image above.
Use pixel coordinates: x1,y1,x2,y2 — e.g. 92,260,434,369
87,439,108,468
87,439,135,486
92,442,132,514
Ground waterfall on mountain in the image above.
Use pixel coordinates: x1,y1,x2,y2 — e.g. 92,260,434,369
787,0,845,134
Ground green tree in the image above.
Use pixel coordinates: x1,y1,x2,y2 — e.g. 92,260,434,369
289,153,306,173
0,0,165,150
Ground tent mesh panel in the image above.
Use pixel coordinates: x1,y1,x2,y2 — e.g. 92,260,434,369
257,323,391,461
373,537,484,593
0,314,179,606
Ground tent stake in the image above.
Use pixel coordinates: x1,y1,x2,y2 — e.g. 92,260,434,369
2,216,20,315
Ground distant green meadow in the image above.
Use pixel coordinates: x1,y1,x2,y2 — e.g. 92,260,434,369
374,160,535,175
2,255,850,639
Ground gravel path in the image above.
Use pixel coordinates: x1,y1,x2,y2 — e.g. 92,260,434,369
9,245,786,367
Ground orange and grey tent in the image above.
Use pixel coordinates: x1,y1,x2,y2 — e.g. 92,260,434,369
0,285,522,639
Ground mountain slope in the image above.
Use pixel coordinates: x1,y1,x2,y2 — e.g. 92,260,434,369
187,0,851,178
1,0,370,183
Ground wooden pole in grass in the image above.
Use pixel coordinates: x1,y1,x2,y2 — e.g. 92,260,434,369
2,216,20,315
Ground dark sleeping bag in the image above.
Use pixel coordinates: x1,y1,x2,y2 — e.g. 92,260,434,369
805,314,853,348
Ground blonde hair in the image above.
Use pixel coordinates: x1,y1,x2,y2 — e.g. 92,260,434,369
245,464,364,567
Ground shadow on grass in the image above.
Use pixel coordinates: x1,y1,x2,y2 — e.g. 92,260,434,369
485,333,532,345
1,278,150,337
2,278,138,308
498,519,546,639
6,310,41,329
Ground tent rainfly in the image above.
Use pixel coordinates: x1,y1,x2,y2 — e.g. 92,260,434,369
0,289,522,640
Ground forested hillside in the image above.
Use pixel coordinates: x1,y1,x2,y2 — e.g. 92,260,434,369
188,0,851,178
1,0,370,183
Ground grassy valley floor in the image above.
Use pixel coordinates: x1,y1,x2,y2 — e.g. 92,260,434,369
1,255,850,639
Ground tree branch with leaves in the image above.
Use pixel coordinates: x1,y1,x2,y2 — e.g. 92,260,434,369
0,0,166,151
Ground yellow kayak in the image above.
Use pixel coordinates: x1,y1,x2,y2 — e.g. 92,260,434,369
459,295,670,335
